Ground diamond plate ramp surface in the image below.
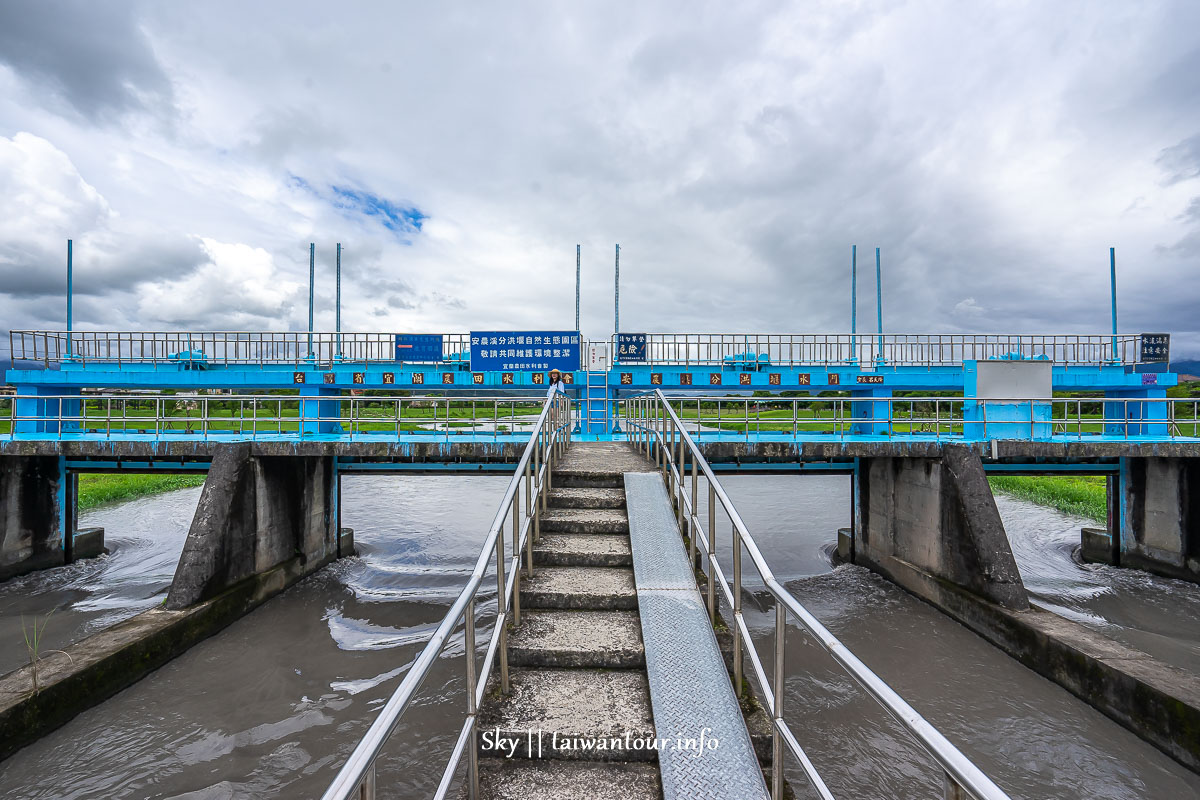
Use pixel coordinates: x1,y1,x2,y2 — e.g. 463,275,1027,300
623,472,769,800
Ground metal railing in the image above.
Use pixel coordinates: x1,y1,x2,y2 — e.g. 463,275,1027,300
660,396,1200,441
0,393,560,442
7,330,479,367
9,330,1151,368
626,390,1011,800
322,393,571,800
3,393,1195,443
611,333,1144,366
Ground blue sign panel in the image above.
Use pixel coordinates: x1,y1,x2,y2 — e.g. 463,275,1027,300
617,333,647,363
396,334,444,362
470,331,580,372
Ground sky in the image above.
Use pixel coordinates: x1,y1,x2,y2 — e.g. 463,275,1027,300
1,0,1198,356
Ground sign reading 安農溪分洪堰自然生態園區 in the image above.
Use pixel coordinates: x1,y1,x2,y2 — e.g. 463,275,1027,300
470,331,581,372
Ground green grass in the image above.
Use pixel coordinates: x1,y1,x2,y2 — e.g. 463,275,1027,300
77,473,206,510
988,476,1107,522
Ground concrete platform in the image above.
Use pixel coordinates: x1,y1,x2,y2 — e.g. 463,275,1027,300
533,534,633,567
541,508,629,535
557,443,658,474
476,759,662,800
508,610,645,668
477,668,656,761
520,566,637,610
547,488,627,509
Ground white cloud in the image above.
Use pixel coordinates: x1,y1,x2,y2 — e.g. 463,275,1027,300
136,238,299,327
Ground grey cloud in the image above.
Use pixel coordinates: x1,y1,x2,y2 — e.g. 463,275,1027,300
1157,134,1200,185
2,0,1200,356
0,0,172,121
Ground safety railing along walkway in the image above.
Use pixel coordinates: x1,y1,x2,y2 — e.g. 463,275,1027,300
320,393,571,800
626,388,1012,800
0,394,555,442
4,393,1197,444
10,330,1148,367
654,395,1200,442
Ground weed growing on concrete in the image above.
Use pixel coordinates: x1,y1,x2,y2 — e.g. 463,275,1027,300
21,611,72,695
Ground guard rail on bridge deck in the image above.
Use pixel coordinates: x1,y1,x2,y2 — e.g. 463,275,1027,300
627,389,1012,800
322,392,571,800
651,396,1200,442
0,394,553,443
10,330,1147,367
3,393,1198,445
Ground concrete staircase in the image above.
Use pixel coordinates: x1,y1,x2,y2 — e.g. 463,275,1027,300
475,444,662,800
473,443,774,799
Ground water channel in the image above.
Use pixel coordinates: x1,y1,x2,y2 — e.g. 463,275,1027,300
1,472,1198,798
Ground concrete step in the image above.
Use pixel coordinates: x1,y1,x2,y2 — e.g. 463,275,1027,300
541,508,629,535
509,610,645,668
476,760,662,800
477,668,656,761
553,469,624,489
520,566,637,610
533,533,632,567
547,487,626,509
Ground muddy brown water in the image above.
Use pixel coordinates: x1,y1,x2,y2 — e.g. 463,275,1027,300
0,473,1198,798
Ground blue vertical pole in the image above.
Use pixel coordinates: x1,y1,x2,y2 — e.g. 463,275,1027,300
66,239,73,358
875,247,883,362
1109,247,1118,360
576,244,581,333
335,242,342,359
614,244,620,336
307,242,315,360
850,245,857,363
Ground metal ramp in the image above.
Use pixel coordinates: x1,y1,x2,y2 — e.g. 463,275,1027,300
624,471,770,800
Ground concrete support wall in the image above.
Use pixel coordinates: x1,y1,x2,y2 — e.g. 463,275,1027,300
1119,457,1200,582
853,444,1029,610
0,456,65,582
166,444,339,609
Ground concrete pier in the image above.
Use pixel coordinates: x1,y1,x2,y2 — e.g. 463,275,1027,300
0,456,66,582
167,444,339,609
843,445,1200,771
1118,457,1200,583
851,444,1030,611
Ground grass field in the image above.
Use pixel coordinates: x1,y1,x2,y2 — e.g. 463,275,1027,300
77,473,206,510
988,476,1107,522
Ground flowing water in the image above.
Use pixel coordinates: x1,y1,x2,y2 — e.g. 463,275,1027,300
1,471,1198,798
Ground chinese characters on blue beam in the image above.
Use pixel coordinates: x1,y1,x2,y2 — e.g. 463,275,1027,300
617,333,647,363
470,331,581,372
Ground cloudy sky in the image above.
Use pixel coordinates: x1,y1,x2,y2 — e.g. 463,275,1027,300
1,0,1198,357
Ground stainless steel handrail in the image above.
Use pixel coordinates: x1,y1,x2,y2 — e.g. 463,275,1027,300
9,330,1151,367
0,393,560,442
321,392,571,800
606,332,1143,366
625,389,1012,800
653,396,1200,442
3,393,1196,443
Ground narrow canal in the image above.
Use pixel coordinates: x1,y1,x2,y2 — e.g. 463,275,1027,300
1,472,1198,798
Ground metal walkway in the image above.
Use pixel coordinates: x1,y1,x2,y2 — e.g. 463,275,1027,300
625,471,768,800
